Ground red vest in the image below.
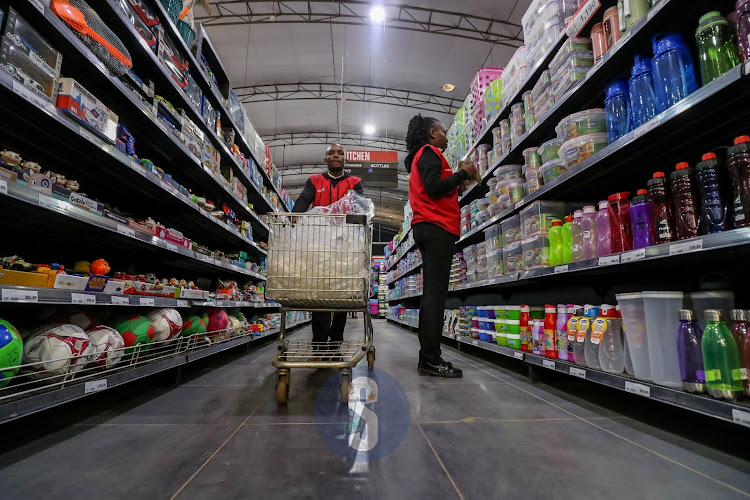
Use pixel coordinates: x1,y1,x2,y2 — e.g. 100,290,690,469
310,174,361,208
409,145,461,236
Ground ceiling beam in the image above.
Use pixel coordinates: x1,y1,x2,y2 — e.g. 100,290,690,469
262,132,408,153
236,83,461,116
199,1,523,47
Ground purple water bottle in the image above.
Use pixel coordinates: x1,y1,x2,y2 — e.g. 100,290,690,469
694,152,728,234
596,200,611,256
628,189,654,249
677,309,706,393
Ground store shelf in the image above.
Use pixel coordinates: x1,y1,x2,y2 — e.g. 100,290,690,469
387,291,423,302
386,260,423,286
386,238,417,272
0,285,191,307
190,300,280,308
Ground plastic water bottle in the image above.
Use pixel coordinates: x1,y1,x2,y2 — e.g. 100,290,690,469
604,80,632,143
599,304,625,373
670,162,699,240
647,172,675,244
629,189,654,249
544,305,557,359
677,309,706,393
730,310,749,395
629,54,658,128
596,201,611,256
651,32,698,113
575,305,599,366
548,219,564,266
567,305,582,364
556,304,570,361
532,319,543,355
581,205,598,260
587,304,616,370
694,152,728,234
562,215,574,264
727,135,750,227
571,210,584,262
702,309,743,400
696,11,740,85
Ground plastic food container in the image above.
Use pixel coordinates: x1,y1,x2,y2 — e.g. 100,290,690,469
487,249,504,277
476,210,490,225
552,66,592,99
503,242,524,273
520,200,565,238
522,234,550,269
492,127,502,146
495,164,523,181
500,119,511,138
501,214,522,245
689,290,735,332
501,138,512,155
535,87,556,117
487,189,501,204
538,138,561,162
511,103,525,123
525,110,536,131
488,178,500,191
641,291,684,388
549,37,594,75
559,133,608,167
497,194,511,210
540,158,567,183
550,51,595,80
526,23,563,69
508,180,525,203
511,120,526,145
485,225,501,251
477,197,491,211
489,202,505,218
616,292,652,381
556,109,607,143
532,70,552,101
523,147,542,169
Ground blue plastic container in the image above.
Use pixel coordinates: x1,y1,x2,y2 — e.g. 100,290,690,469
651,32,699,113
629,55,658,129
604,80,632,143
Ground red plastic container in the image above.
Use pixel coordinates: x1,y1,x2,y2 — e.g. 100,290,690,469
607,192,633,253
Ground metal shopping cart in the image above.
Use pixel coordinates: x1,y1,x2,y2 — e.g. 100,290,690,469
266,212,375,405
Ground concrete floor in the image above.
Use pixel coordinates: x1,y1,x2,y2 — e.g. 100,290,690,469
1,318,750,499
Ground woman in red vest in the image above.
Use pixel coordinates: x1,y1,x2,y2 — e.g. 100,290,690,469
405,115,477,377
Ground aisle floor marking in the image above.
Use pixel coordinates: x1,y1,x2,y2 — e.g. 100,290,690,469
411,408,465,500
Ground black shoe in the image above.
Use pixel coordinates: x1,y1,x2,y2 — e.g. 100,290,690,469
418,360,463,378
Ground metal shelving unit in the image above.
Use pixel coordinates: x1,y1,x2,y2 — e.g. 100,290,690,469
386,260,423,285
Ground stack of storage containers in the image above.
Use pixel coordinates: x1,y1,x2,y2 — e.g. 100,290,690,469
522,0,576,71
501,46,528,108
470,68,504,139
538,137,565,184
549,37,594,101
485,225,504,278
450,253,467,288
520,201,565,269
556,109,608,168
523,147,544,195
502,214,523,273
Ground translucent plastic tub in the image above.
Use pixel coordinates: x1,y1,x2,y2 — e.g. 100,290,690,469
485,225,501,251
503,242,524,273
556,109,608,144
520,200,566,238
616,292,651,381
540,158,567,183
552,66,592,100
501,214,522,244
559,133,609,167
550,51,595,80
538,138,562,163
495,164,523,181
642,291,684,388
689,291,735,332
522,234,550,269
549,37,593,75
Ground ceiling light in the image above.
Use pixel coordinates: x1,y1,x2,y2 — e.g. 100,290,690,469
269,14,276,21
369,5,385,23
441,83,455,92
364,124,376,135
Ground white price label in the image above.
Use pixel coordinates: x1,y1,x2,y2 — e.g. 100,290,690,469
71,293,96,305
84,379,107,394
621,248,646,263
29,0,47,14
543,359,556,369
624,381,651,397
69,193,98,211
669,239,703,256
513,351,524,360
78,126,100,146
598,255,621,266
176,300,189,308
132,161,148,177
0,179,7,196
13,80,53,112
634,118,661,140
732,409,750,427
554,265,569,274
166,243,179,253
139,297,155,306
1,289,38,303
38,194,57,210
570,367,587,379
515,200,525,210
565,0,601,37
472,340,479,346
111,296,129,305
619,30,633,48
117,224,136,238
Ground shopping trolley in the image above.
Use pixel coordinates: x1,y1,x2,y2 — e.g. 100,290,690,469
266,212,375,405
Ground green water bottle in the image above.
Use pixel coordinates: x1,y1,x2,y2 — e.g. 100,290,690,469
702,309,743,400
562,215,573,264
548,219,563,266
695,11,740,85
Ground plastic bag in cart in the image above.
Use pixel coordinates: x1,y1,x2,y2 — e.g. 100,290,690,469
305,191,375,221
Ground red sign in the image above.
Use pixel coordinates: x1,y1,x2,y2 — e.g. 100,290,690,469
345,150,398,162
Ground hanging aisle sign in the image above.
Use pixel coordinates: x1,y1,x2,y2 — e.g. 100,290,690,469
344,150,399,188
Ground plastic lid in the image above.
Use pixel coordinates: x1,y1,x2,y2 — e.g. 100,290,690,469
545,304,556,312
608,192,631,201
598,200,609,210
637,189,648,196
583,205,596,214
696,11,729,37
731,309,747,321
605,80,629,99
652,32,689,57
630,54,652,78
564,215,573,223
653,171,666,178
599,304,616,317
583,304,600,317
679,309,694,321
591,22,603,34
574,209,584,218
696,152,721,171
632,190,648,204
676,162,690,170
551,219,562,226
705,309,723,322
670,166,692,180
702,152,717,161
728,135,750,157
521,305,530,312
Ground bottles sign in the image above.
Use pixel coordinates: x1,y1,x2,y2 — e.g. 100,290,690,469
1,289,38,303
565,0,601,37
543,359,556,369
625,381,651,398
0,179,7,196
84,379,108,394
621,248,646,262
111,296,129,305
71,293,96,305
554,265,569,274
732,409,750,428
514,351,524,360
598,255,620,266
570,367,586,379
669,239,703,256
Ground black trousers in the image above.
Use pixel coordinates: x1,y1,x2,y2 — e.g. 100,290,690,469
312,311,347,346
413,222,457,364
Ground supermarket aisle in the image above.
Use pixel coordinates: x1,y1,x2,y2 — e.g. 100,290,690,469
1,319,750,499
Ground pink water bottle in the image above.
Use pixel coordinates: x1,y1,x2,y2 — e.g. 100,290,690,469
608,192,633,253
596,200,611,256
581,205,599,260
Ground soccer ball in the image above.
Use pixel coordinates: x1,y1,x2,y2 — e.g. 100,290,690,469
86,326,125,369
205,308,229,337
180,314,206,338
227,315,243,337
146,308,183,342
53,309,99,331
0,319,23,388
109,315,155,353
23,324,93,381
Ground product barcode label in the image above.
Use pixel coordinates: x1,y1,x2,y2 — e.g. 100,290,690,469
621,248,646,262
732,409,750,427
84,379,107,394
71,293,96,305
669,239,703,256
176,300,189,308
111,296,129,305
117,224,136,238
166,243,179,253
0,179,7,196
565,0,601,37
1,289,38,303
514,351,524,360
554,265,569,274
543,359,556,369
598,255,620,266
625,381,651,397
742,368,748,380
139,297,155,306
570,367,586,379
634,118,661,140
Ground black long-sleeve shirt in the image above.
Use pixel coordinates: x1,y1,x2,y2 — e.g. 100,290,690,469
405,146,469,198
292,172,364,213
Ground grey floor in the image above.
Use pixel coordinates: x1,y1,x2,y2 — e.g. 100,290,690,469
1,318,750,499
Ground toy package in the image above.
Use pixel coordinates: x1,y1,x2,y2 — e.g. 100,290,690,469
4,8,63,77
56,78,119,143
0,37,58,102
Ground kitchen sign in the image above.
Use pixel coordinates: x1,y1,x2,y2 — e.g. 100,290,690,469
344,150,399,188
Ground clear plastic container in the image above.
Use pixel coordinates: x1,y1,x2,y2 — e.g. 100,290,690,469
538,138,561,163
489,203,505,217
690,291,735,332
535,87,556,117
487,249,504,277
511,120,526,145
616,292,652,381
497,194,511,210
476,210,490,225
508,180,525,203
526,23,564,69
556,109,608,143
488,178,500,191
531,70,552,102
523,0,564,41
477,197,491,211
641,291,685,388
500,118,511,139
522,234,550,269
540,158,567,183
523,147,543,169
552,66,592,99
503,242,524,273
502,66,530,104
559,133,609,167
485,225,501,251
488,189,501,204
550,51,595,80
495,164,523,181
501,214,522,245
520,200,566,238
549,38,594,76
511,103,525,123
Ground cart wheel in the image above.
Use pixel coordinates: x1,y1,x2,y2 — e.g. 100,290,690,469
340,372,351,402
276,373,289,405
367,349,375,370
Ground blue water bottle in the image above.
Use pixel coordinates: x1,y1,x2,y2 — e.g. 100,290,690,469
604,80,631,144
629,55,658,128
694,152,728,234
651,32,699,113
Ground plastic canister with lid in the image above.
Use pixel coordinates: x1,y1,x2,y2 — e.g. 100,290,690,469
650,32,698,113
629,54,658,128
620,0,652,32
694,152,728,234
629,189,653,249
727,135,750,227
669,162,699,240
591,22,607,62
581,205,598,260
696,10,741,85
728,1,750,62
587,304,618,370
647,171,674,244
602,6,621,51
604,80,631,144
608,192,633,253
596,200,611,256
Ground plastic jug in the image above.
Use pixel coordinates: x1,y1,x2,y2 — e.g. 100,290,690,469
730,309,749,394
548,219,564,266
696,11,740,85
729,0,750,62
727,135,750,227
629,189,653,249
694,152,728,234
651,32,698,113
557,304,571,362
587,304,617,370
581,205,598,260
571,210,584,262
608,192,633,253
677,309,706,393
598,304,625,374
562,215,574,264
574,305,599,366
702,309,743,400
669,162,699,240
646,171,674,244
604,80,631,143
596,200,611,256
628,55,658,128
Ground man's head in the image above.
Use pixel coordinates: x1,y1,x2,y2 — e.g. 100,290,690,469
325,143,346,175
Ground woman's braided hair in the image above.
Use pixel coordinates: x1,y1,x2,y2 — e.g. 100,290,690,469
405,114,439,154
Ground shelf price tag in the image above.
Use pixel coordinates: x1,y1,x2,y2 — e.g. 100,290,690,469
472,340,479,346
111,296,129,305
176,300,189,308
669,239,703,256
2,289,38,303
71,293,96,305
634,117,661,140
84,379,107,394
0,179,7,196
78,126,101,147
565,0,601,37
624,381,651,397
570,367,587,379
513,351,524,360
554,265,569,274
621,248,646,263
38,194,58,210
598,255,620,266
732,409,750,427
166,243,179,253
13,80,54,113
139,297,155,306
29,0,47,13
116,224,136,238
543,359,556,369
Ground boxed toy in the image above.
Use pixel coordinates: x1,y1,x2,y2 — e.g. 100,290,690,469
4,8,63,76
53,273,110,292
0,268,55,287
182,116,204,159
116,0,157,48
0,37,57,102
56,78,119,143
157,30,188,88
126,281,177,297
155,225,191,249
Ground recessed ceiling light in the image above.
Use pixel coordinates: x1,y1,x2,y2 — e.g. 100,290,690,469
369,5,385,23
364,124,376,135
269,14,276,21
441,83,455,92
